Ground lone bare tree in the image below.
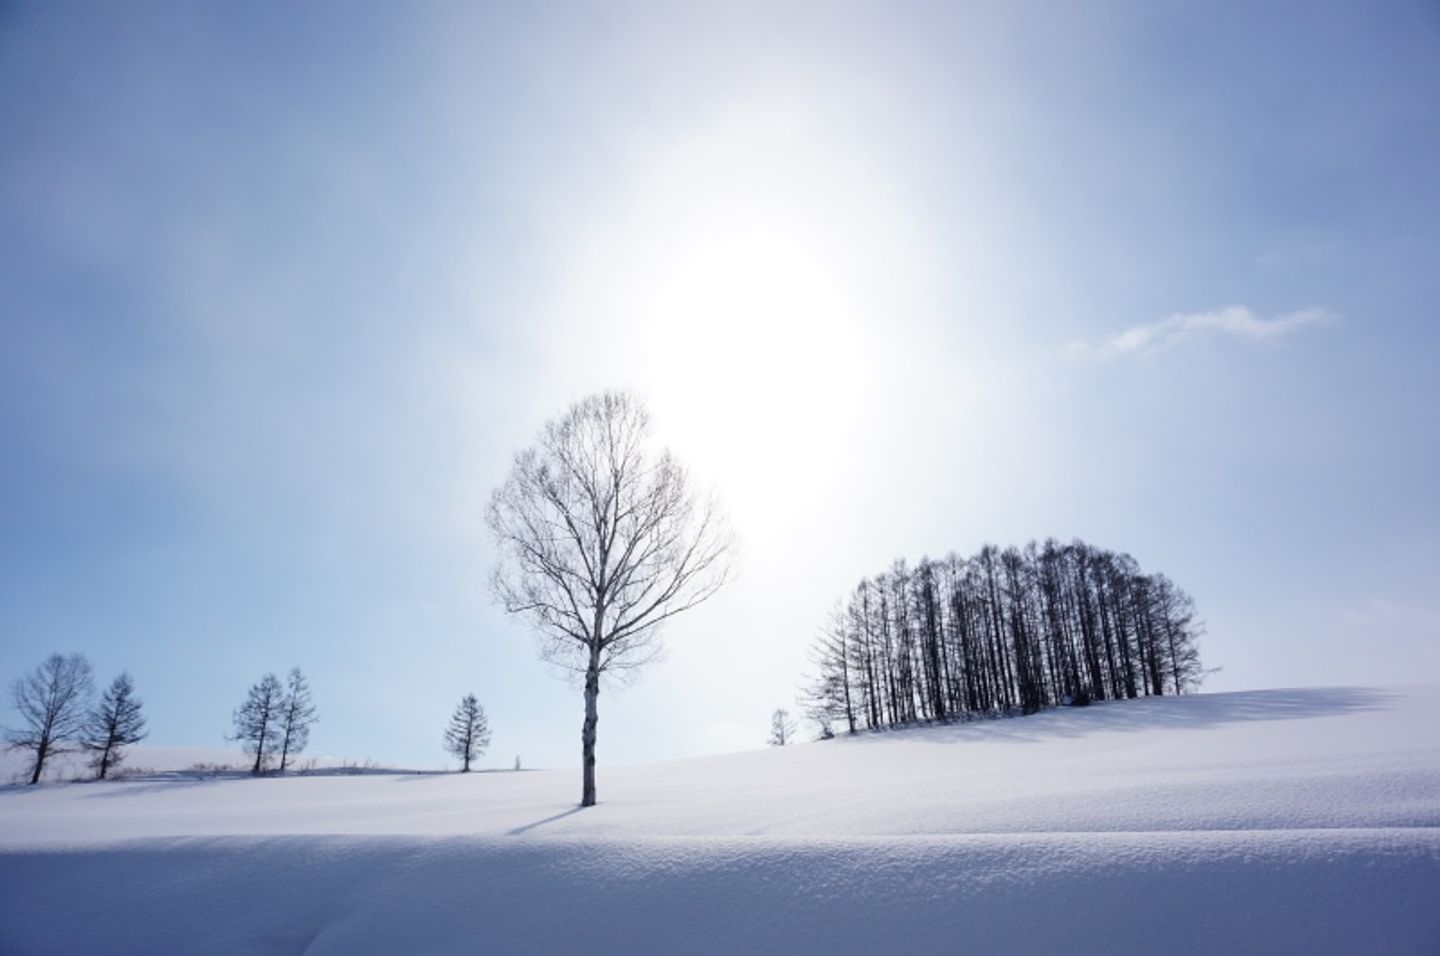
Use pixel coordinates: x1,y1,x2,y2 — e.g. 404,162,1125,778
488,391,731,807
232,673,284,775
768,708,797,746
276,668,317,773
83,671,147,780
443,694,491,772
5,653,94,784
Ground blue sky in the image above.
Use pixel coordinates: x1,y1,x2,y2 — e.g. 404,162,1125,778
2,1,1438,769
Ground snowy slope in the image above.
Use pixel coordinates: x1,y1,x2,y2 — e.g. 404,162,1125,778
3,686,1438,954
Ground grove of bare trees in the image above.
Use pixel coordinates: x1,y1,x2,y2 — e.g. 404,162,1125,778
488,391,732,807
802,539,1204,735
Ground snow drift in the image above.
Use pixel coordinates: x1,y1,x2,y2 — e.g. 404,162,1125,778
3,686,1438,954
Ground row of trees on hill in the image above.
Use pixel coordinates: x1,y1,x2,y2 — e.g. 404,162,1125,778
801,539,1204,735
231,678,497,775
7,655,498,782
3,653,147,784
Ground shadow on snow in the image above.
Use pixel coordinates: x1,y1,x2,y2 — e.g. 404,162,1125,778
830,686,1397,746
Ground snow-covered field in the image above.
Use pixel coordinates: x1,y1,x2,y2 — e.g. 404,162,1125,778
3,686,1438,954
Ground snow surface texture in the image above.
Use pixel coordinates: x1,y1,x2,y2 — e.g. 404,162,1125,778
3,687,1439,954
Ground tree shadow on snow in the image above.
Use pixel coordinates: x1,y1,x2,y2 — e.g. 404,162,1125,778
66,768,440,799
3,772,251,799
507,806,584,835
393,769,522,784
836,686,1399,746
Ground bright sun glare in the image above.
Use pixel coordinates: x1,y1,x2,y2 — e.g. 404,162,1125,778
549,109,908,535
642,219,869,456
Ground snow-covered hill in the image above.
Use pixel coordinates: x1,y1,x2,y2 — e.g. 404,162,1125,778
3,686,1438,954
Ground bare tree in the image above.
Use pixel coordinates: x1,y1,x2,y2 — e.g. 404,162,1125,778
488,391,732,807
231,673,284,776
276,668,317,773
444,694,491,772
83,672,147,780
800,604,855,738
768,708,798,746
5,653,94,784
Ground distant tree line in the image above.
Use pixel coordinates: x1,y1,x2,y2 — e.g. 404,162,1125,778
802,539,1204,735
6,653,502,782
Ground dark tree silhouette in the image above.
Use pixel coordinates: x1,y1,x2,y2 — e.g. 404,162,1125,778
801,539,1205,734
488,391,732,807
5,653,94,784
276,668,317,773
444,694,491,772
83,672,147,780
232,673,284,775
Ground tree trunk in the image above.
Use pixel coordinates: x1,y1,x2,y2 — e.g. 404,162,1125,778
29,741,47,785
251,713,267,776
580,646,601,807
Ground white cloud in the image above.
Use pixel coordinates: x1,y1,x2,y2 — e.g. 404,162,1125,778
1067,306,1338,361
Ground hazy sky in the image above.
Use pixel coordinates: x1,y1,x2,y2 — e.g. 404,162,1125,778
3,1,1438,770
